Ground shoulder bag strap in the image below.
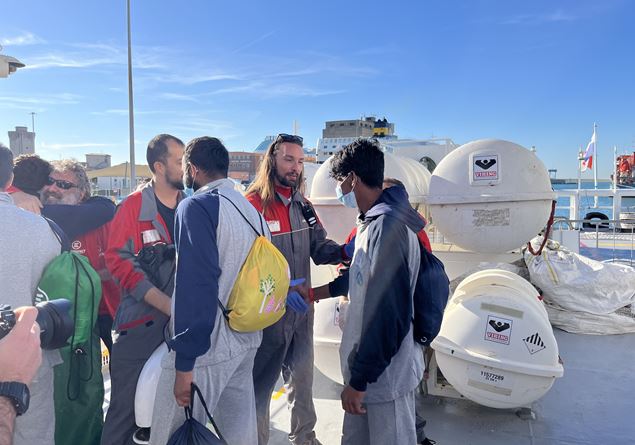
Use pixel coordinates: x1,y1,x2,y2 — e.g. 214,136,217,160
216,191,264,236
190,382,228,444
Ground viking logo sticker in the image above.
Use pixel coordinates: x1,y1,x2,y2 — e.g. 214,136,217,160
475,159,496,170
484,315,512,345
473,154,499,181
489,319,511,332
523,333,546,354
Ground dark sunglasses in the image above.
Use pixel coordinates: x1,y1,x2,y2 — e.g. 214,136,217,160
275,133,303,146
47,176,78,190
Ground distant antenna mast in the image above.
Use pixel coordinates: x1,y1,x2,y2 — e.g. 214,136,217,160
293,120,299,135
30,112,36,133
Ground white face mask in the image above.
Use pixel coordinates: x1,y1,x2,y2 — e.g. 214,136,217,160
335,174,357,208
183,164,198,194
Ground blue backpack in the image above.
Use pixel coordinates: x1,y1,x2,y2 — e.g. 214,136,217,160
413,244,450,346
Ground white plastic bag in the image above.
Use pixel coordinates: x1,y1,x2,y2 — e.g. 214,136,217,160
524,236,635,315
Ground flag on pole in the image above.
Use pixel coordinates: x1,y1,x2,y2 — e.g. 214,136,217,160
581,128,596,172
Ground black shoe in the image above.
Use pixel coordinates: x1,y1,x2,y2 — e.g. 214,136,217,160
133,427,150,445
420,439,436,445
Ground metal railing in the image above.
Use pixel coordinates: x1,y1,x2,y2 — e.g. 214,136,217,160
425,217,635,266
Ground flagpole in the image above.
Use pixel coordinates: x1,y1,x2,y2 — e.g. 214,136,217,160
613,145,618,192
577,147,582,191
593,122,598,208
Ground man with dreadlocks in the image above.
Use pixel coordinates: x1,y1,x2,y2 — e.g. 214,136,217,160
246,134,351,445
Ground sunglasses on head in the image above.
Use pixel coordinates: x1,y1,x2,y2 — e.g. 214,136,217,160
47,176,78,190
275,133,303,146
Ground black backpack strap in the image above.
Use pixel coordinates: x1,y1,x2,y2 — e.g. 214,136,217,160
44,217,71,252
216,191,264,236
213,191,264,322
66,254,99,401
188,382,227,444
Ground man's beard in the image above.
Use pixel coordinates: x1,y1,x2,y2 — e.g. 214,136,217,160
167,173,184,191
42,190,79,205
275,171,299,188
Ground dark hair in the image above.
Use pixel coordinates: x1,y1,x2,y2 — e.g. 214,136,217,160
383,177,405,188
147,134,184,173
184,137,229,177
12,154,53,196
0,143,14,188
329,138,384,188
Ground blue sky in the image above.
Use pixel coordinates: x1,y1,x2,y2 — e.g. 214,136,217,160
1,0,633,178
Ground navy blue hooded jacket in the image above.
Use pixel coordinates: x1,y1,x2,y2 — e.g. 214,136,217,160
343,185,424,393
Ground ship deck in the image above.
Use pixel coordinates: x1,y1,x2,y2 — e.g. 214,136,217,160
268,329,635,445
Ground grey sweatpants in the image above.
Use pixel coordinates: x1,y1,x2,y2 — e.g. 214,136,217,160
253,309,318,445
14,361,57,445
149,348,258,445
101,321,165,445
341,391,417,445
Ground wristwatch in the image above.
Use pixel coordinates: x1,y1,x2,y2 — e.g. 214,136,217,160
0,382,30,416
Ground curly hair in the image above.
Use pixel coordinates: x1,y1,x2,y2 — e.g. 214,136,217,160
50,159,91,201
329,138,384,188
12,154,53,196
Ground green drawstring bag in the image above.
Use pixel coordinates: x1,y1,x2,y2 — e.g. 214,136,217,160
37,219,105,445
35,249,102,348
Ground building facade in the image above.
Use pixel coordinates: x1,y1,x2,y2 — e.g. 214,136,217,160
85,153,111,170
228,151,265,182
8,126,35,157
316,117,396,163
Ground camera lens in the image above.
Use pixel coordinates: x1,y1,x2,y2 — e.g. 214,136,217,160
35,299,74,350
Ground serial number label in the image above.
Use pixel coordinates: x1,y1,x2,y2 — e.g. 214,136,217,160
472,208,511,227
480,370,505,383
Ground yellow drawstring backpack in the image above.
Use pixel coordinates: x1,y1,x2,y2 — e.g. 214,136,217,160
218,193,290,332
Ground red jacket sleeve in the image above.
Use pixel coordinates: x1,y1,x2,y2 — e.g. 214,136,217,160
105,194,154,302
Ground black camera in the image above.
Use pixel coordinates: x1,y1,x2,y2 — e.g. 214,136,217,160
0,299,74,350
137,243,176,294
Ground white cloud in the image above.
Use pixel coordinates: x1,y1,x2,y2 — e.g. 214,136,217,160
40,142,113,150
0,93,81,105
24,42,167,70
158,93,201,102
26,54,120,69
0,32,46,47
143,72,241,86
170,117,235,134
259,84,346,98
203,81,345,98
90,109,167,116
231,31,275,54
501,9,578,25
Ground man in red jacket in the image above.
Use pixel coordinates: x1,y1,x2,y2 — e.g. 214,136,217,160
40,159,119,445
102,134,186,445
42,160,121,353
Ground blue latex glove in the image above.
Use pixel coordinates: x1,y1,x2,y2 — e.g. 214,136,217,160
287,278,308,314
286,291,308,314
290,278,306,287
344,236,356,259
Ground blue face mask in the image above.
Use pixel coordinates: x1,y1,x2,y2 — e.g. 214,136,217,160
336,182,358,208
